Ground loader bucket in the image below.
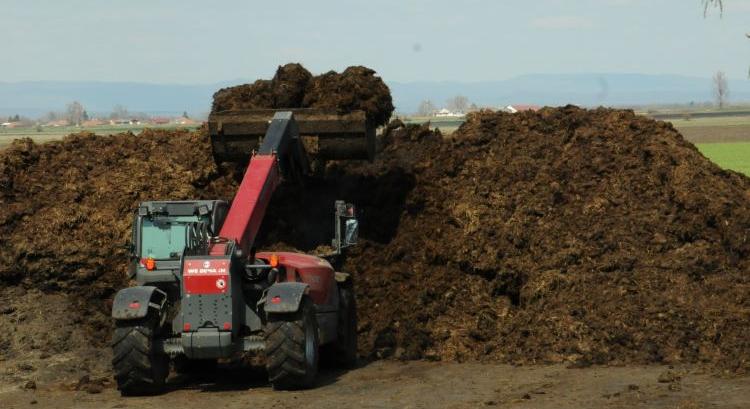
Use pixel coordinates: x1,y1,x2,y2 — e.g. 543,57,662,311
208,109,375,163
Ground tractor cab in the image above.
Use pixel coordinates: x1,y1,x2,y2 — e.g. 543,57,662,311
128,200,229,285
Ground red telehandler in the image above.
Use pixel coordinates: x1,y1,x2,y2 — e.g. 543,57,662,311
111,109,374,395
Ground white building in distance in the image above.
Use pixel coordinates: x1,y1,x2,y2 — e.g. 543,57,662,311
434,108,464,117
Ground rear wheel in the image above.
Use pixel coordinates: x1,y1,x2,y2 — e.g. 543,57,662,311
112,315,168,396
328,283,358,367
264,296,319,390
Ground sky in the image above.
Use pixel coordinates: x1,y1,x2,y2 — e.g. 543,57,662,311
1,0,749,84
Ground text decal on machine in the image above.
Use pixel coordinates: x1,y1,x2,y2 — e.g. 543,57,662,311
184,259,230,295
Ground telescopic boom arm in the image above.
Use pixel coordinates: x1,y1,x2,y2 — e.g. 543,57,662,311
208,111,308,257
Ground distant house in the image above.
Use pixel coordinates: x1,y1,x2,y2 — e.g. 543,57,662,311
45,119,69,127
82,119,107,127
174,118,199,126
0,122,11,128
151,117,170,125
434,108,464,118
505,104,541,114
109,119,139,125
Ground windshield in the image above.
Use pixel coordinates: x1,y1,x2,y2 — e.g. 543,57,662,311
139,215,199,260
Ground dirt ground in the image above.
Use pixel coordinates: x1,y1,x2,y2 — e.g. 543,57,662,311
1,362,748,409
675,125,750,144
5,285,744,408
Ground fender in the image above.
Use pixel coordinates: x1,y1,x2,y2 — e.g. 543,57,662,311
263,282,309,314
112,286,167,320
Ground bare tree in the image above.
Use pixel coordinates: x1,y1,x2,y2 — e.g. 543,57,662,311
110,104,129,120
446,95,469,113
713,71,729,109
44,111,58,122
66,101,84,126
417,100,436,116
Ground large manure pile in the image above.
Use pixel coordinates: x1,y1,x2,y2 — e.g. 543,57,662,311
0,129,237,338
0,68,748,377
341,108,750,372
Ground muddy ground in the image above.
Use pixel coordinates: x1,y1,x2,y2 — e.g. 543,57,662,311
1,283,747,408
2,361,749,409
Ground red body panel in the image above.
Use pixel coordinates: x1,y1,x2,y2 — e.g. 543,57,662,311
183,259,230,295
257,251,336,306
202,149,335,305
210,155,279,256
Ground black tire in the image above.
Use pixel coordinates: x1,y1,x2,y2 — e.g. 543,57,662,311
329,283,358,368
112,315,168,396
264,296,319,390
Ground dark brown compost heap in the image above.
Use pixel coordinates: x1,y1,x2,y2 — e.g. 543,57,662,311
212,63,312,112
303,66,394,126
0,129,237,338
211,63,394,126
338,108,750,371
1,103,749,374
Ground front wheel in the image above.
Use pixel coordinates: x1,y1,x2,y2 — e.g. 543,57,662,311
264,296,319,390
112,314,168,396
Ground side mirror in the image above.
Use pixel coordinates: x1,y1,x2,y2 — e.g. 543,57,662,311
344,217,358,246
332,200,359,254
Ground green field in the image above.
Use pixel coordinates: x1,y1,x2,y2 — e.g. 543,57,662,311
697,142,750,176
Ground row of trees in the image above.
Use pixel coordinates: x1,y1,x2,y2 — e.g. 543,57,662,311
416,76,730,115
38,103,189,125
67,102,136,124
416,95,477,116
35,101,91,125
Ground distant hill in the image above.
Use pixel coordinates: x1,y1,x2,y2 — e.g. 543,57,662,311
0,81,230,118
2,74,749,118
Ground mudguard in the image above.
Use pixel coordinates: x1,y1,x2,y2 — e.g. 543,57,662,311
112,286,166,320
264,282,309,314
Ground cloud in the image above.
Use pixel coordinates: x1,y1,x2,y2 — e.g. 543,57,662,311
530,16,595,30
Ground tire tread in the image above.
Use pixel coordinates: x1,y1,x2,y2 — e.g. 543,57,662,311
111,316,167,396
264,298,318,390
